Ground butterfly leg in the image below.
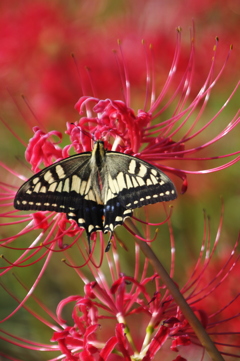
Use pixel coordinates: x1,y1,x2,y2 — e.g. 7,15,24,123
105,232,113,252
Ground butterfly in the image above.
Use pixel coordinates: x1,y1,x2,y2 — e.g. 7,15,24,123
14,140,177,251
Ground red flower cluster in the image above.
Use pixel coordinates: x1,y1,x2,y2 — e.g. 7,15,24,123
1,206,239,360
0,3,239,359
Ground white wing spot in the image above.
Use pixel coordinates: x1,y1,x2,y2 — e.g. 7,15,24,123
146,195,151,200
123,209,132,215
113,178,120,193
78,218,85,224
80,180,87,195
71,175,81,193
56,181,63,192
109,224,114,231
68,212,76,217
85,189,96,201
52,203,57,207
128,159,136,174
56,165,66,179
171,190,175,194
85,178,92,195
136,177,145,186
117,172,126,191
49,182,57,192
40,186,47,193
44,202,50,206
44,170,55,183
138,164,147,177
146,179,152,186
131,177,139,188
26,189,32,194
112,179,120,193
160,180,165,185
33,183,41,193
165,191,170,195
160,193,164,196
32,177,40,185
60,205,65,208
151,168,158,176
115,216,123,222
150,174,158,185
22,200,27,205
134,200,139,204
105,188,115,202
63,178,70,192
153,194,158,198
36,202,41,206
125,174,133,189
88,225,94,233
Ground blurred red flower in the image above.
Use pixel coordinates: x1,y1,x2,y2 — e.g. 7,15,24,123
1,207,239,360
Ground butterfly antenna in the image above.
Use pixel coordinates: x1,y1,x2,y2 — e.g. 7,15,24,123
87,234,92,254
70,123,94,140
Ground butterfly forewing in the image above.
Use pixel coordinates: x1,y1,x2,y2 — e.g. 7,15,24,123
14,152,105,236
14,152,91,212
104,152,176,207
14,141,177,244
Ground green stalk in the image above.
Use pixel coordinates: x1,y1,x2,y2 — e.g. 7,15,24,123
127,220,224,361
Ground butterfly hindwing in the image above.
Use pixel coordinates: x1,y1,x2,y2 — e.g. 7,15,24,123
103,198,133,234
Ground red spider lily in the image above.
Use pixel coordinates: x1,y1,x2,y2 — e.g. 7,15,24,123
0,2,239,359
1,1,239,120
0,29,239,273
0,208,239,360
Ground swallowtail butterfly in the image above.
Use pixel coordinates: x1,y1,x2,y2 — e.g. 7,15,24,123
14,141,177,250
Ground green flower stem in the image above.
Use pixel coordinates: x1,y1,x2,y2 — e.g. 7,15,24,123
127,220,224,361
117,313,138,353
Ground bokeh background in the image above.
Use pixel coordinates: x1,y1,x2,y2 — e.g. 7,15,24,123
0,0,239,360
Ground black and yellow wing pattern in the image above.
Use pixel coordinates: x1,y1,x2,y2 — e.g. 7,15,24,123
14,141,177,246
